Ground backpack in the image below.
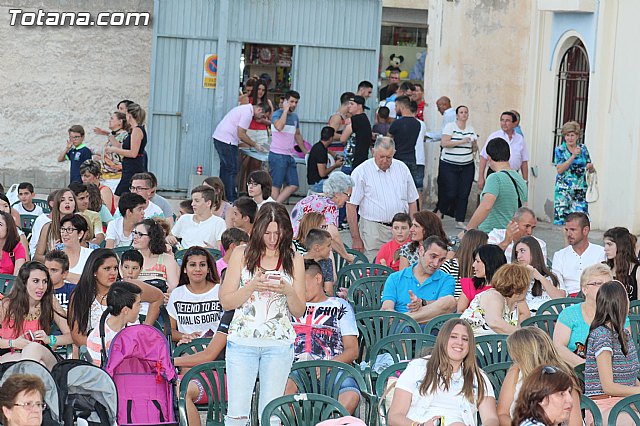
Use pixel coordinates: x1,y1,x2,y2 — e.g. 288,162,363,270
50,359,118,426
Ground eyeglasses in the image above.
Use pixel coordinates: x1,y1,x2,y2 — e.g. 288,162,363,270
69,135,83,140
13,401,47,411
541,366,558,376
586,281,606,287
132,230,149,238
60,227,77,234
343,192,352,198
129,186,150,192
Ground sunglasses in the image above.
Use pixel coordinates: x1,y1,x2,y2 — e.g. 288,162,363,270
541,365,558,376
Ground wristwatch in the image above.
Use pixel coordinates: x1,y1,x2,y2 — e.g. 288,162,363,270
421,298,429,307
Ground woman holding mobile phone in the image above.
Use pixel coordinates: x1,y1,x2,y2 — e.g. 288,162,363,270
219,202,305,426
553,121,594,225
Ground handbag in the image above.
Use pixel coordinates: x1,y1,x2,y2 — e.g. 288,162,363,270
586,170,599,203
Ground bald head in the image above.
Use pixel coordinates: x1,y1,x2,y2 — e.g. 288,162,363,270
436,96,451,114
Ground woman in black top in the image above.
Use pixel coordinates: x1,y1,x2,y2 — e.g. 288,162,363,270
109,103,148,196
603,227,640,300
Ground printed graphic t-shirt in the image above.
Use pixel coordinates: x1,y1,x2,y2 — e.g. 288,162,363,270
167,284,223,337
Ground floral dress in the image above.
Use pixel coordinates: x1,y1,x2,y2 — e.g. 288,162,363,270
461,291,518,336
290,194,338,236
553,141,591,225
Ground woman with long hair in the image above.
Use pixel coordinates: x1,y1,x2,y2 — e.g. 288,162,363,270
79,159,116,215
0,262,72,370
511,365,575,426
246,170,275,210
457,244,506,313
54,214,93,284
293,212,326,254
203,176,234,229
399,210,450,270
0,211,26,275
498,327,582,426
387,318,499,426
513,236,565,313
93,110,131,194
584,281,640,425
461,263,530,336
0,194,29,262
109,103,148,197
441,229,488,297
553,264,615,367
132,219,180,293
67,249,163,346
603,227,640,300
219,202,305,426
167,246,221,343
34,190,77,262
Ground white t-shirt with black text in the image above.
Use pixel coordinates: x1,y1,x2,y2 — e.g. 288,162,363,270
166,284,223,337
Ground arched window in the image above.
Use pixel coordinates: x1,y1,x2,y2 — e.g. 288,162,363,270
553,40,590,153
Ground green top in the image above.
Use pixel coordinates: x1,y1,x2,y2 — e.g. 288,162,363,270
479,170,528,232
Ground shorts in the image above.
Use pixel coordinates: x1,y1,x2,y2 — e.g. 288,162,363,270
290,369,361,398
269,152,299,187
406,162,425,190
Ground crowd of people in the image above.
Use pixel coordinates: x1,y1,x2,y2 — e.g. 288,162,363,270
0,78,628,426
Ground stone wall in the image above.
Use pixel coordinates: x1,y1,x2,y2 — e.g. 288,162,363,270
0,0,153,194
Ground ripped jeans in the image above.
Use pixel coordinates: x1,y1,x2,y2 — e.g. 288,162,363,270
224,340,294,425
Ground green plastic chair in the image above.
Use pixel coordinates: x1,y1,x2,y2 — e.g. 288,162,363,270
536,297,582,316
0,274,16,294
172,337,212,357
261,393,349,426
368,333,436,365
19,214,38,236
630,300,640,315
607,394,640,425
32,198,51,214
333,247,369,273
112,246,134,259
355,311,421,363
175,247,222,263
178,361,227,425
289,360,373,424
423,313,461,336
521,314,559,338
628,315,640,352
482,361,512,396
475,334,510,369
334,263,394,297
374,362,410,425
347,276,388,313
574,363,585,385
579,394,602,426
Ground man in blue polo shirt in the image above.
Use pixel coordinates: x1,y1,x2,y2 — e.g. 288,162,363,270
381,236,456,324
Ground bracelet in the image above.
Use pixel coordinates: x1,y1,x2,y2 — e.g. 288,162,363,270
48,335,57,347
8,339,12,348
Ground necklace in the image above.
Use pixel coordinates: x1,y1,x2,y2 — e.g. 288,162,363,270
26,307,41,321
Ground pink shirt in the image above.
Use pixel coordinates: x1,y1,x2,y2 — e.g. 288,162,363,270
480,129,529,171
212,104,254,145
0,243,26,275
216,258,228,277
375,239,406,271
269,109,299,155
460,277,491,301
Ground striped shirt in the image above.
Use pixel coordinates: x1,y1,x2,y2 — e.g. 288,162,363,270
518,419,545,426
349,158,419,223
441,122,477,165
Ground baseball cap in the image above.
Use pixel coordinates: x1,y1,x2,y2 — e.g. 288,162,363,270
348,95,370,110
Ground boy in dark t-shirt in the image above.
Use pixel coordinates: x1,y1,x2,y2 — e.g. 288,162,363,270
340,95,372,172
44,250,75,312
57,125,92,184
307,127,344,191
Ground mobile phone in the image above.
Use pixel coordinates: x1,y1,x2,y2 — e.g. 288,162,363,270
25,331,35,341
266,271,282,284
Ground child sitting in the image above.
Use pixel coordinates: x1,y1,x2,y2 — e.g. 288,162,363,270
302,229,336,295
216,227,249,277
375,213,412,271
15,182,43,216
86,281,142,366
120,249,143,280
44,250,75,311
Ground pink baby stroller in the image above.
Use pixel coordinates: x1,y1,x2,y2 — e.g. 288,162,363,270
102,324,178,425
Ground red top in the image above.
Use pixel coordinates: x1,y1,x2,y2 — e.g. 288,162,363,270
99,184,116,215
248,97,268,131
460,277,491,301
0,242,26,275
375,239,407,271
417,101,425,121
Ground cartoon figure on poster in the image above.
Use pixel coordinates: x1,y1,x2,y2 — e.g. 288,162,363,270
382,53,408,79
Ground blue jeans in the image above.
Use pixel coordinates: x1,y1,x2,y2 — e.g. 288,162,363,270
213,138,239,202
268,152,298,188
225,341,294,426
290,369,361,397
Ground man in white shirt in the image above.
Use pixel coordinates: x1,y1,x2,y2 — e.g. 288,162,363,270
347,137,419,261
478,111,529,190
552,212,605,296
487,207,548,262
105,193,146,248
168,185,226,249
426,96,456,141
113,173,164,220
148,172,174,227
15,182,44,216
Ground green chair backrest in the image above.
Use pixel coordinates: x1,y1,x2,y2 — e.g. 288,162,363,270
630,300,640,315
375,362,410,424
368,333,436,365
347,276,388,313
32,199,51,214
579,394,602,426
482,361,513,396
607,394,640,426
520,314,559,338
261,393,349,426
0,274,16,294
355,311,421,363
335,263,394,297
333,247,368,273
177,361,227,425
172,337,212,357
475,334,510,369
574,363,585,385
19,214,39,235
175,247,222,262
112,246,134,259
536,297,583,316
423,313,461,336
628,315,640,353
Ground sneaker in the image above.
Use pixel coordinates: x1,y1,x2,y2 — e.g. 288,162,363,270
338,223,349,231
